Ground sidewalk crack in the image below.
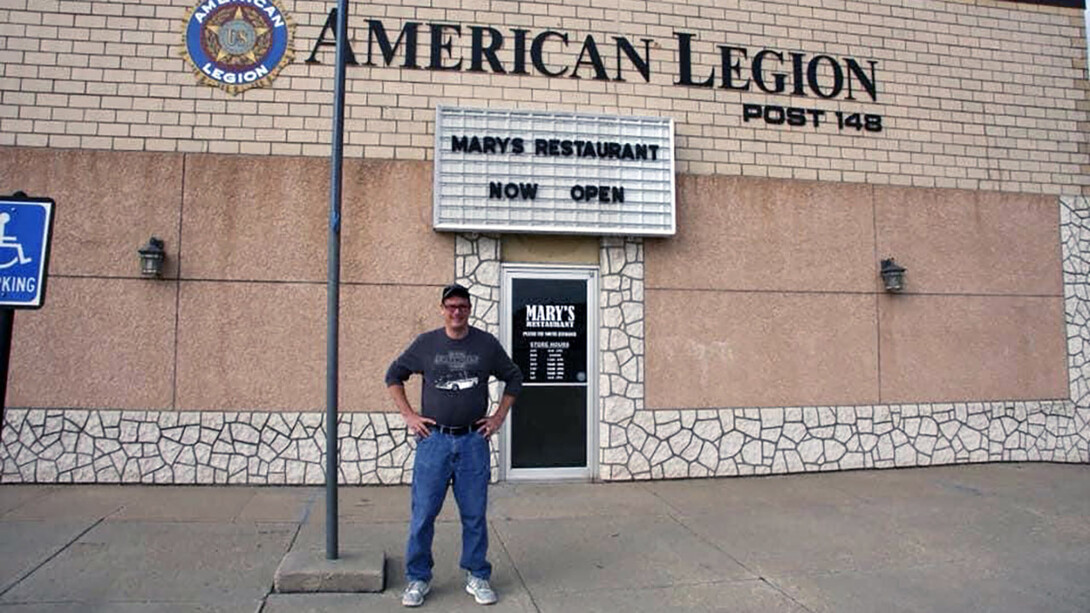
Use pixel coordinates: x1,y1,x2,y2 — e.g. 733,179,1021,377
491,519,541,612
0,515,106,598
257,490,320,612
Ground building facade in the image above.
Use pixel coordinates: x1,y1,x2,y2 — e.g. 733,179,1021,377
0,0,1088,484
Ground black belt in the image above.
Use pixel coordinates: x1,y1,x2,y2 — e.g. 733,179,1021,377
431,424,472,436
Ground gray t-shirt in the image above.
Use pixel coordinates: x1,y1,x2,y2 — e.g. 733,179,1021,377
385,326,523,427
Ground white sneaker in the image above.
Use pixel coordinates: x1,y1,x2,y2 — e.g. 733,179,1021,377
402,580,430,607
465,574,497,605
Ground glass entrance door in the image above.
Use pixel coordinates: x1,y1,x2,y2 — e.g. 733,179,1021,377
502,267,597,480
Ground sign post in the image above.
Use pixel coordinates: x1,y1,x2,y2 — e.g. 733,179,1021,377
0,192,56,428
325,0,350,561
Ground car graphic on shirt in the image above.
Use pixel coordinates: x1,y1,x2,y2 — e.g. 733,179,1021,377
435,375,479,391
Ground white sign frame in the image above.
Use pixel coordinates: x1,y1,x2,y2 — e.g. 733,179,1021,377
433,106,676,236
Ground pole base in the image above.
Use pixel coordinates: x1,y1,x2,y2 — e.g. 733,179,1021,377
274,549,385,593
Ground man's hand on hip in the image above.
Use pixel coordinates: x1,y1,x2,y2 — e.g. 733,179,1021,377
475,413,505,437
405,412,436,438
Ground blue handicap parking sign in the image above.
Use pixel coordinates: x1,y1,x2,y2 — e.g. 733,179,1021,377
0,197,55,309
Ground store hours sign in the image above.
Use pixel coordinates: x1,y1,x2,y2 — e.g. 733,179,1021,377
511,280,588,384
434,106,675,236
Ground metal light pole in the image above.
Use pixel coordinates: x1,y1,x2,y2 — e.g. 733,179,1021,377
326,0,350,561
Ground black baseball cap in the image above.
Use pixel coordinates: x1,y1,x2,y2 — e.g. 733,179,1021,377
441,283,471,302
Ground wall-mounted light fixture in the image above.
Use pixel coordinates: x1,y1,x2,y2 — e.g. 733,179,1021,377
880,258,906,292
138,237,165,278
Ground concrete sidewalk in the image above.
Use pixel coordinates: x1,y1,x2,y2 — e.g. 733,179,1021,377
0,463,1086,612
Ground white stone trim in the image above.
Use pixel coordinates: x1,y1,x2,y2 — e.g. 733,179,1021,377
599,236,646,480
604,401,1084,480
0,410,414,485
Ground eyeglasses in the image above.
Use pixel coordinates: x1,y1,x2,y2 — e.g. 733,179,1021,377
443,303,471,313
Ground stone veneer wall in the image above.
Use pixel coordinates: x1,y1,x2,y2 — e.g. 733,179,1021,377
1,202,1087,483
1062,196,1090,409
455,233,502,481
598,237,647,480
0,410,412,484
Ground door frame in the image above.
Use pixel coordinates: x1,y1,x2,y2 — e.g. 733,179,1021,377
500,264,599,481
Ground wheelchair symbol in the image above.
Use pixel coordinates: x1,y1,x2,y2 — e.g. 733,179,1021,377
0,213,33,270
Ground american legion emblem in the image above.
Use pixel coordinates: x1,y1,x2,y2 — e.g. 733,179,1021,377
180,0,295,95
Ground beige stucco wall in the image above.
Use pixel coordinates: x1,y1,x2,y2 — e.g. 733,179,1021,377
645,174,1068,408
0,146,1072,412
0,0,1086,194
0,147,449,411
502,235,600,264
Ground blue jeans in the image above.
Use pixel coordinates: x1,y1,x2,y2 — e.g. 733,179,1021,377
406,430,492,583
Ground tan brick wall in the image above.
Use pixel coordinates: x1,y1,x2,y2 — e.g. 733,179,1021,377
1,0,1087,194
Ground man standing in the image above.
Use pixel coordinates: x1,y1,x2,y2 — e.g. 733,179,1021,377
386,283,522,607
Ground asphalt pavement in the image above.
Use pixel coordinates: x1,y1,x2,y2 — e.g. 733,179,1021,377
0,462,1087,612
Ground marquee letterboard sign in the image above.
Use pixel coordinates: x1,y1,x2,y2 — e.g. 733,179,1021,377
434,106,675,236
